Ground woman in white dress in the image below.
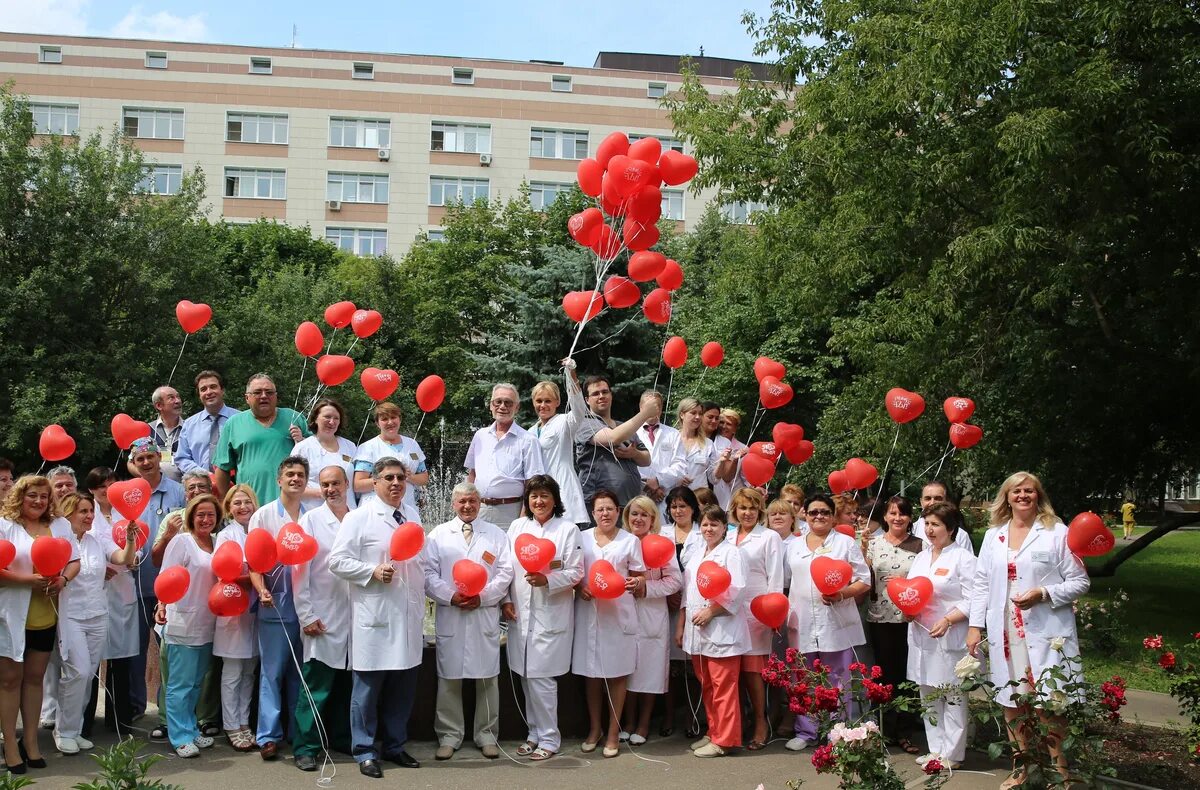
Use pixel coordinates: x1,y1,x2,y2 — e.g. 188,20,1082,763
967,472,1089,789
294,398,358,510
621,495,681,744
213,484,259,751
675,398,717,496
572,489,645,757
502,475,584,762
907,502,976,769
529,365,589,525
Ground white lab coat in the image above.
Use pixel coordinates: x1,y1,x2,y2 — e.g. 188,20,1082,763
505,515,583,678
727,524,785,655
678,436,716,492
784,530,869,653
212,523,257,659
915,517,975,554
629,545,682,693
328,497,426,672
969,521,1089,704
0,518,77,660
572,529,646,678
529,372,590,523
637,423,688,521
424,516,514,679
95,508,138,660
681,539,750,658
294,435,359,511
294,504,351,667
907,543,976,686
162,532,217,647
712,437,748,510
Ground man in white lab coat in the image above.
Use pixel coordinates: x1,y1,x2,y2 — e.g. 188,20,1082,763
328,458,425,778
424,482,514,760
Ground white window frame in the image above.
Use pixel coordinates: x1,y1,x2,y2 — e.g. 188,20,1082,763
721,200,769,225
226,112,289,145
30,103,79,136
647,82,667,99
329,117,391,149
39,46,62,64
428,176,489,206
145,51,168,69
629,133,685,153
224,167,286,200
529,128,589,160
551,75,572,92
529,181,572,212
249,56,272,75
138,164,183,196
122,108,185,140
327,172,390,204
425,228,446,243
353,62,374,80
326,227,387,256
661,189,685,221
452,67,474,85
430,121,492,154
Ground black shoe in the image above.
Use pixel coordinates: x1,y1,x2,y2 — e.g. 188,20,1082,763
358,759,383,778
18,742,46,769
384,750,419,768
294,754,318,772
2,758,27,775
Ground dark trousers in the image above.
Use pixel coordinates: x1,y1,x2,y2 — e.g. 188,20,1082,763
868,621,920,740
83,658,135,737
131,596,158,715
350,667,419,762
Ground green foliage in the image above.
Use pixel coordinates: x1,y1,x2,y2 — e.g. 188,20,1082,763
0,772,34,790
71,738,182,790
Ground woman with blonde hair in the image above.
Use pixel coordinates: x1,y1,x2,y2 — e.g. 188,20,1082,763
675,398,716,496
528,369,590,525
711,409,749,508
967,472,1088,788
213,484,259,751
0,475,77,772
621,495,682,744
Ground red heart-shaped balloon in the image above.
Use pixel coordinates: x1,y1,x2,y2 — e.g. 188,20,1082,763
568,207,604,245
642,288,672,325
562,290,605,323
784,439,815,465
591,223,622,260
772,423,804,452
416,375,446,413
276,522,318,565
943,396,976,423
656,259,684,291
453,559,489,597
1067,512,1115,557
316,354,355,386
39,424,76,462
754,357,786,382
810,556,852,595
602,275,642,309
0,539,15,571
628,136,662,165
361,367,400,402
742,454,777,487
351,309,383,339
748,441,781,462
700,342,724,367
595,131,630,168
885,388,926,424
828,469,850,495
696,560,732,600
210,540,244,582
295,321,324,357
662,336,688,369
389,521,425,562
758,376,794,409
175,300,212,334
208,580,250,617
245,528,278,573
154,564,190,604
111,519,149,551
834,522,857,539
588,559,626,600
31,535,72,577
108,478,153,522
658,150,698,186
640,533,675,570
626,185,662,225
750,592,790,630
949,422,983,449
622,218,659,251
628,251,667,282
844,458,879,490
324,301,356,329
576,158,604,197
110,413,152,450
887,576,934,616
514,533,556,574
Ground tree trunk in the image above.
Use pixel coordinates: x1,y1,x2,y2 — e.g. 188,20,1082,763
1090,511,1200,577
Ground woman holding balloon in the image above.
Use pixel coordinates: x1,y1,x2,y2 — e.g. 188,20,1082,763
905,502,976,769
529,364,590,525
155,493,221,757
783,493,870,752
212,484,259,751
0,474,77,772
572,490,646,757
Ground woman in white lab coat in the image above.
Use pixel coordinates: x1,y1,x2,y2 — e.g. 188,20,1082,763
675,503,749,758
502,475,583,762
622,495,682,744
529,366,590,525
726,487,784,750
906,502,976,769
784,493,871,751
675,398,717,495
212,484,259,750
967,472,1089,788
156,494,220,757
572,489,645,756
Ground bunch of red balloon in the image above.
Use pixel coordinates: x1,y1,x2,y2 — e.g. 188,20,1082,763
943,396,983,450
828,457,880,495
755,357,793,410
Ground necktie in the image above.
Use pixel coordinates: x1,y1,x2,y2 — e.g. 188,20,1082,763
393,509,404,525
206,414,222,462
462,521,473,545
646,424,657,446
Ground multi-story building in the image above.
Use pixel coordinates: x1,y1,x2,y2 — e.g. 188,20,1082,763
1,32,766,255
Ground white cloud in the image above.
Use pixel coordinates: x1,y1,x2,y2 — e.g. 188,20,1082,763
0,0,91,36
108,6,208,42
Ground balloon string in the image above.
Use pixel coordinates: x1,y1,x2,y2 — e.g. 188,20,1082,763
651,310,674,393
356,402,377,445
343,337,359,357
112,448,123,473
325,327,338,355
899,446,958,497
864,425,902,528
165,334,189,388
570,314,639,356
36,460,47,475
934,443,956,478
292,357,309,414
689,367,709,401
412,412,427,442
664,367,676,416
745,403,768,444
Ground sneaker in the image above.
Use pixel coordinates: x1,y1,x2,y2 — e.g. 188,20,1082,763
54,734,79,755
690,736,711,751
176,742,200,758
693,743,726,758
75,736,94,750
194,736,214,749
785,737,810,752
629,733,647,746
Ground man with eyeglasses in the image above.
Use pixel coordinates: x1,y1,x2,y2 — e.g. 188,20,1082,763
575,374,655,519
212,372,309,504
465,383,545,529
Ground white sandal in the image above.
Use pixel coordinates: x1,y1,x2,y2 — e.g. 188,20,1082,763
515,741,537,756
528,747,556,761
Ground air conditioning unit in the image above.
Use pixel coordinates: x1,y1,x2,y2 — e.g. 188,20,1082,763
326,200,342,211
378,148,391,161
479,153,493,166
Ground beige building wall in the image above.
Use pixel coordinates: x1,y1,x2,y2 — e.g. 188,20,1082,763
1,32,740,255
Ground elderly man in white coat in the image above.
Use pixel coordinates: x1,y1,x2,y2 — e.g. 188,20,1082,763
329,458,425,779
635,390,688,516
424,482,513,761
291,466,354,772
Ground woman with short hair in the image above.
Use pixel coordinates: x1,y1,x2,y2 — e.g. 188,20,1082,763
294,398,358,509
529,371,590,525
213,484,259,751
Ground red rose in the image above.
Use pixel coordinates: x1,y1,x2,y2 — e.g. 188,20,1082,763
1160,652,1176,670
924,758,944,775
1143,635,1164,650
811,744,836,772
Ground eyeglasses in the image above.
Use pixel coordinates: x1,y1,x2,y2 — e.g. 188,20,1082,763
379,473,406,482
247,389,277,397
491,399,515,407
806,509,833,518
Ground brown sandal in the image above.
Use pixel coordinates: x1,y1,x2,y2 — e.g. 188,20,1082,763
746,739,767,751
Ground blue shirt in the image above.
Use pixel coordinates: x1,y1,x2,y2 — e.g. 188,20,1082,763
175,405,241,474
135,475,186,599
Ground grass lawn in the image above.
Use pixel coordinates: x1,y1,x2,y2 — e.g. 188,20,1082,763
1080,525,1200,692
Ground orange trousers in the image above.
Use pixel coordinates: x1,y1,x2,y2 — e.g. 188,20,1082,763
692,654,742,748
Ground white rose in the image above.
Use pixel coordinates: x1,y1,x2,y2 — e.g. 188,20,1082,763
954,653,982,680
1050,636,1066,652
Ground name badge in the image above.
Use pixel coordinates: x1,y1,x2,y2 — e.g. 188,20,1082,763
410,452,419,460
815,546,831,555
1031,551,1051,563
548,559,563,571
934,567,950,577
341,454,352,463
159,449,173,465
482,550,496,566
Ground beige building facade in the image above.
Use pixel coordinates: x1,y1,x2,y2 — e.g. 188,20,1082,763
1,32,757,255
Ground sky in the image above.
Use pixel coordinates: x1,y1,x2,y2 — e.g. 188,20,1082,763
0,0,778,65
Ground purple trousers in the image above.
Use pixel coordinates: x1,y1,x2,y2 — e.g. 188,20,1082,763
793,647,857,742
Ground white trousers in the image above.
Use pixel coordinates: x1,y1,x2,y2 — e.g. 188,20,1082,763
435,676,499,748
920,684,968,762
519,675,560,752
54,616,108,739
221,656,258,729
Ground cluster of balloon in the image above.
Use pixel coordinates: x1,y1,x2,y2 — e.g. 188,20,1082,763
696,560,732,600
944,396,983,449
828,457,880,495
31,535,72,577
155,565,190,604
755,357,794,410
1067,511,1116,557
39,424,76,462
750,592,789,630
389,522,425,561
810,556,852,596
514,533,555,574
453,559,488,597
887,576,933,616
588,559,626,600
772,423,813,465
110,413,151,450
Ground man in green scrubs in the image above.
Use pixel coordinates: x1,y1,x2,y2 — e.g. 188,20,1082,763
213,372,309,503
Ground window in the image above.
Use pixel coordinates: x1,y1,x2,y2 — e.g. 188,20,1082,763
329,118,391,149
721,200,769,224
39,46,62,64
530,128,588,160
327,172,389,203
326,227,387,256
452,67,474,85
249,56,272,74
145,51,168,69
226,112,289,144
224,168,286,199
551,75,572,92
353,62,374,80
30,103,79,136
647,82,667,99
138,164,182,196
661,189,685,221
426,228,445,242
529,181,572,211
629,133,685,153
122,108,184,140
430,122,491,154
429,176,489,206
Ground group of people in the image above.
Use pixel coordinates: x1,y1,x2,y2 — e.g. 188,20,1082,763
0,366,1092,788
